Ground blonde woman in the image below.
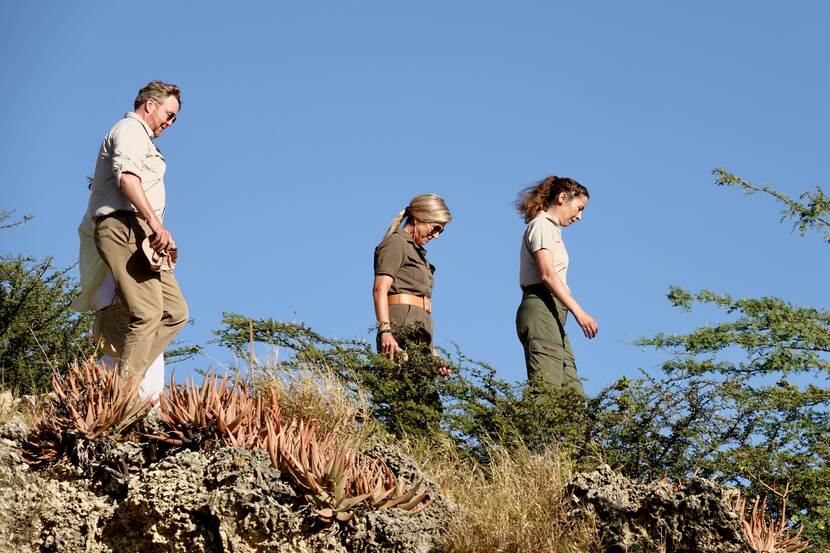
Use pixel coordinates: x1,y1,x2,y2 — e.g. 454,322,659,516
373,194,451,369
515,176,598,394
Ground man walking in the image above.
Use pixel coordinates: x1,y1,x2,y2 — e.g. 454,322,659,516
82,80,188,379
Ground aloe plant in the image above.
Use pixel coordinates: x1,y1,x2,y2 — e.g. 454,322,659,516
147,373,259,449
25,366,435,524
735,493,811,553
22,360,151,469
262,417,433,524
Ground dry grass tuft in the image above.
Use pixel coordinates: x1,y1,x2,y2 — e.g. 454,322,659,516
402,438,601,553
0,389,20,426
251,362,381,448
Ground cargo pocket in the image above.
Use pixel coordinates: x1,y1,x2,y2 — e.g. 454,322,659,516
525,338,567,388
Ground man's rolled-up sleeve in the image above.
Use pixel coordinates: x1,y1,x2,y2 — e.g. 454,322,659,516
110,122,147,185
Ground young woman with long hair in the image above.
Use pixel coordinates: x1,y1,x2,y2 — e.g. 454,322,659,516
515,176,598,393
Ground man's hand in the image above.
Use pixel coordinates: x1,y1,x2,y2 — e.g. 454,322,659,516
119,172,174,253
148,221,174,253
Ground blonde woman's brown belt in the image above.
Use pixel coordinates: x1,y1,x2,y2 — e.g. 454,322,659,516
387,294,432,314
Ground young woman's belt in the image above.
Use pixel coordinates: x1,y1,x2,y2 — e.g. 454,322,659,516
387,294,432,313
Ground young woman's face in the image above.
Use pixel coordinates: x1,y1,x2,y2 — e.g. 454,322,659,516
554,194,588,227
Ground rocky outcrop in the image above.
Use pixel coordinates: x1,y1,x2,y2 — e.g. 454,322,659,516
569,464,752,553
1,415,763,553
0,418,451,553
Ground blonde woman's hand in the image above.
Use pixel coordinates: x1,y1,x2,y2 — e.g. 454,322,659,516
380,332,401,360
573,309,599,339
433,348,451,377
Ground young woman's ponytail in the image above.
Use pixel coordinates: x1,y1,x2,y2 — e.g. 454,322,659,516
515,176,588,223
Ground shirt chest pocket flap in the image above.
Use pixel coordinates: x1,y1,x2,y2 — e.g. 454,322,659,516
143,149,166,176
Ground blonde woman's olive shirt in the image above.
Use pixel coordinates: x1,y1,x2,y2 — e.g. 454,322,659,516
374,228,436,338
86,112,166,220
519,213,570,293
374,228,435,297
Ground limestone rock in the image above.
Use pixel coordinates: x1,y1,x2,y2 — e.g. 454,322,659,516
569,464,752,553
0,420,450,552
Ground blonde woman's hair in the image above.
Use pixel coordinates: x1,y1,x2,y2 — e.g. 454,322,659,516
134,80,182,110
384,194,452,240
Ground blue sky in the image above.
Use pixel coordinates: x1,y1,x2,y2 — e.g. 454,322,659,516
2,2,828,394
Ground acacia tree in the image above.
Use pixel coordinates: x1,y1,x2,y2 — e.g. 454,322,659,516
592,170,830,545
0,211,95,394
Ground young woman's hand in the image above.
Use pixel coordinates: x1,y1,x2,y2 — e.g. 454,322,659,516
573,309,599,339
380,332,401,360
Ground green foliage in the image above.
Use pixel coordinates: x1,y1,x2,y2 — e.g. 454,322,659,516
603,289,830,544
593,170,830,546
439,352,589,460
213,314,588,460
0,209,33,230
163,339,203,365
0,253,95,394
653,288,830,377
214,314,441,438
590,373,739,480
715,167,830,244
0,211,95,394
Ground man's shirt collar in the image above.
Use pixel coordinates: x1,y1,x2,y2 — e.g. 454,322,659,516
124,112,155,141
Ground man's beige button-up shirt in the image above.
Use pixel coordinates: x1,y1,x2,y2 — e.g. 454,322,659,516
74,113,166,312
86,112,166,220
519,213,570,292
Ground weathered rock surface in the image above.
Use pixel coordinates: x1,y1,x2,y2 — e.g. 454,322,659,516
1,416,760,553
0,417,451,553
569,464,752,553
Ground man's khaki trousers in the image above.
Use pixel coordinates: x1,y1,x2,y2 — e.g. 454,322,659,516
516,284,584,395
94,212,188,379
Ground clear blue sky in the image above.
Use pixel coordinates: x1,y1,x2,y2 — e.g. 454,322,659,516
2,2,828,394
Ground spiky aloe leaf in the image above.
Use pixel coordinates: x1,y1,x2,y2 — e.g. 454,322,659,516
335,511,354,523
333,470,348,504
397,488,432,513
334,492,372,511
313,507,336,523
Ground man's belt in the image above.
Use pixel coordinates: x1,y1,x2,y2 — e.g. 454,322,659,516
95,210,138,222
387,294,432,314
